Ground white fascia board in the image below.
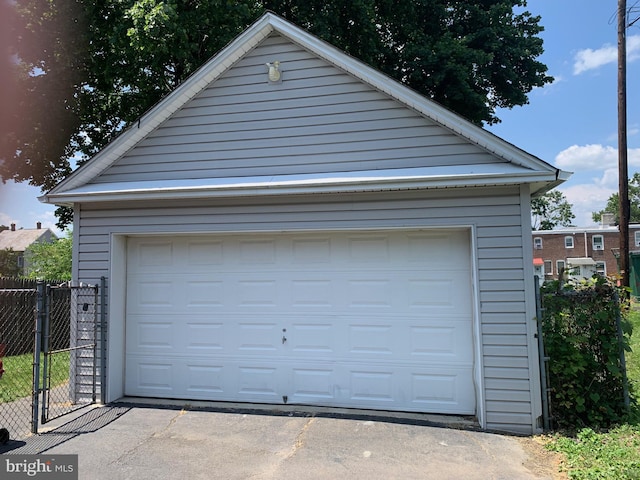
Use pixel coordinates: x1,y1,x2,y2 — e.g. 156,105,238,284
40,169,558,206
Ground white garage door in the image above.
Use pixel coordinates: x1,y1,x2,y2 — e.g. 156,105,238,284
125,229,476,414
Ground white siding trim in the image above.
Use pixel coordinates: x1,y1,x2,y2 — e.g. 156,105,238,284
519,184,543,433
107,234,127,402
470,224,486,429
72,207,81,282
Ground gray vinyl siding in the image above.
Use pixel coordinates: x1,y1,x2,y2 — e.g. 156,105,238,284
74,185,536,434
91,33,499,184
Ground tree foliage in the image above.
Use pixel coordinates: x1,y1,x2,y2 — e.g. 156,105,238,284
592,172,640,225
0,0,88,191
24,232,72,280
0,248,22,277
541,277,633,429
531,189,575,230
2,0,552,228
265,0,551,125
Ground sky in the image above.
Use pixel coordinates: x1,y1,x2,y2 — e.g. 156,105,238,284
0,0,639,236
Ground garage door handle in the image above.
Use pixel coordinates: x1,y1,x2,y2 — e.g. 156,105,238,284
282,328,287,344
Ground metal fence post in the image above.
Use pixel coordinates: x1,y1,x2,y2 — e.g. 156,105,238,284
40,284,51,425
32,281,44,434
613,289,631,410
100,276,107,404
92,284,98,403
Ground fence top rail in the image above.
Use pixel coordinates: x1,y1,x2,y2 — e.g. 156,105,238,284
0,288,36,292
0,277,69,289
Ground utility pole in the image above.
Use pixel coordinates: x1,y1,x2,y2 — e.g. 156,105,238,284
618,0,630,288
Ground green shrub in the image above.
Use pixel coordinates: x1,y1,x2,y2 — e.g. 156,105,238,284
541,276,633,429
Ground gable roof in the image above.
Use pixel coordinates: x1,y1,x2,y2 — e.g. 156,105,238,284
0,228,56,252
41,12,570,206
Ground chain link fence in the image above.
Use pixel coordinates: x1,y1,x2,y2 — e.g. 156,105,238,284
0,278,101,442
0,278,41,441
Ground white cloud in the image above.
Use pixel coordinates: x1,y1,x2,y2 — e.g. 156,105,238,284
573,34,640,74
594,167,620,188
559,183,616,227
554,147,640,227
555,144,640,171
555,144,618,170
0,212,18,228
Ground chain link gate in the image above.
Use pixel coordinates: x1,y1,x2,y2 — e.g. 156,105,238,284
34,282,100,429
0,279,103,444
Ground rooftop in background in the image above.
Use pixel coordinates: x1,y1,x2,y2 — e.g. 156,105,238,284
532,225,640,234
533,213,640,235
0,223,57,252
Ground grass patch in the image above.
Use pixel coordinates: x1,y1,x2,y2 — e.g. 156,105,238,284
549,425,640,479
0,351,70,403
547,307,640,479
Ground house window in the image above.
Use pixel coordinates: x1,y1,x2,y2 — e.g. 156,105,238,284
534,237,543,249
564,236,574,248
592,235,604,251
557,260,566,275
17,255,24,268
595,262,606,276
544,260,552,276
635,231,640,247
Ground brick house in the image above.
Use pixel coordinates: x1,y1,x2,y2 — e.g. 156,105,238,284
532,218,640,281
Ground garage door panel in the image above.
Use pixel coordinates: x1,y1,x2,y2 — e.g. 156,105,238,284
186,240,224,266
410,368,476,412
128,279,176,309
406,231,470,267
409,321,475,362
125,229,476,415
289,322,334,354
126,357,176,395
184,363,225,395
133,240,175,267
185,280,225,307
129,318,174,350
285,364,475,414
406,272,472,314
238,322,280,352
185,321,225,351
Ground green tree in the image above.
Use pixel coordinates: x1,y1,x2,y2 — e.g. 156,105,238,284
3,0,552,228
592,173,640,225
24,232,72,280
265,0,551,125
531,189,575,230
0,248,22,277
0,0,89,191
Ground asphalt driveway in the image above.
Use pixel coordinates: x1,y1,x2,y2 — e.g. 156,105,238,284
1,401,561,480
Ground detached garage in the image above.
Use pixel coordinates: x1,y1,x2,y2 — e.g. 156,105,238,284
41,13,570,434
